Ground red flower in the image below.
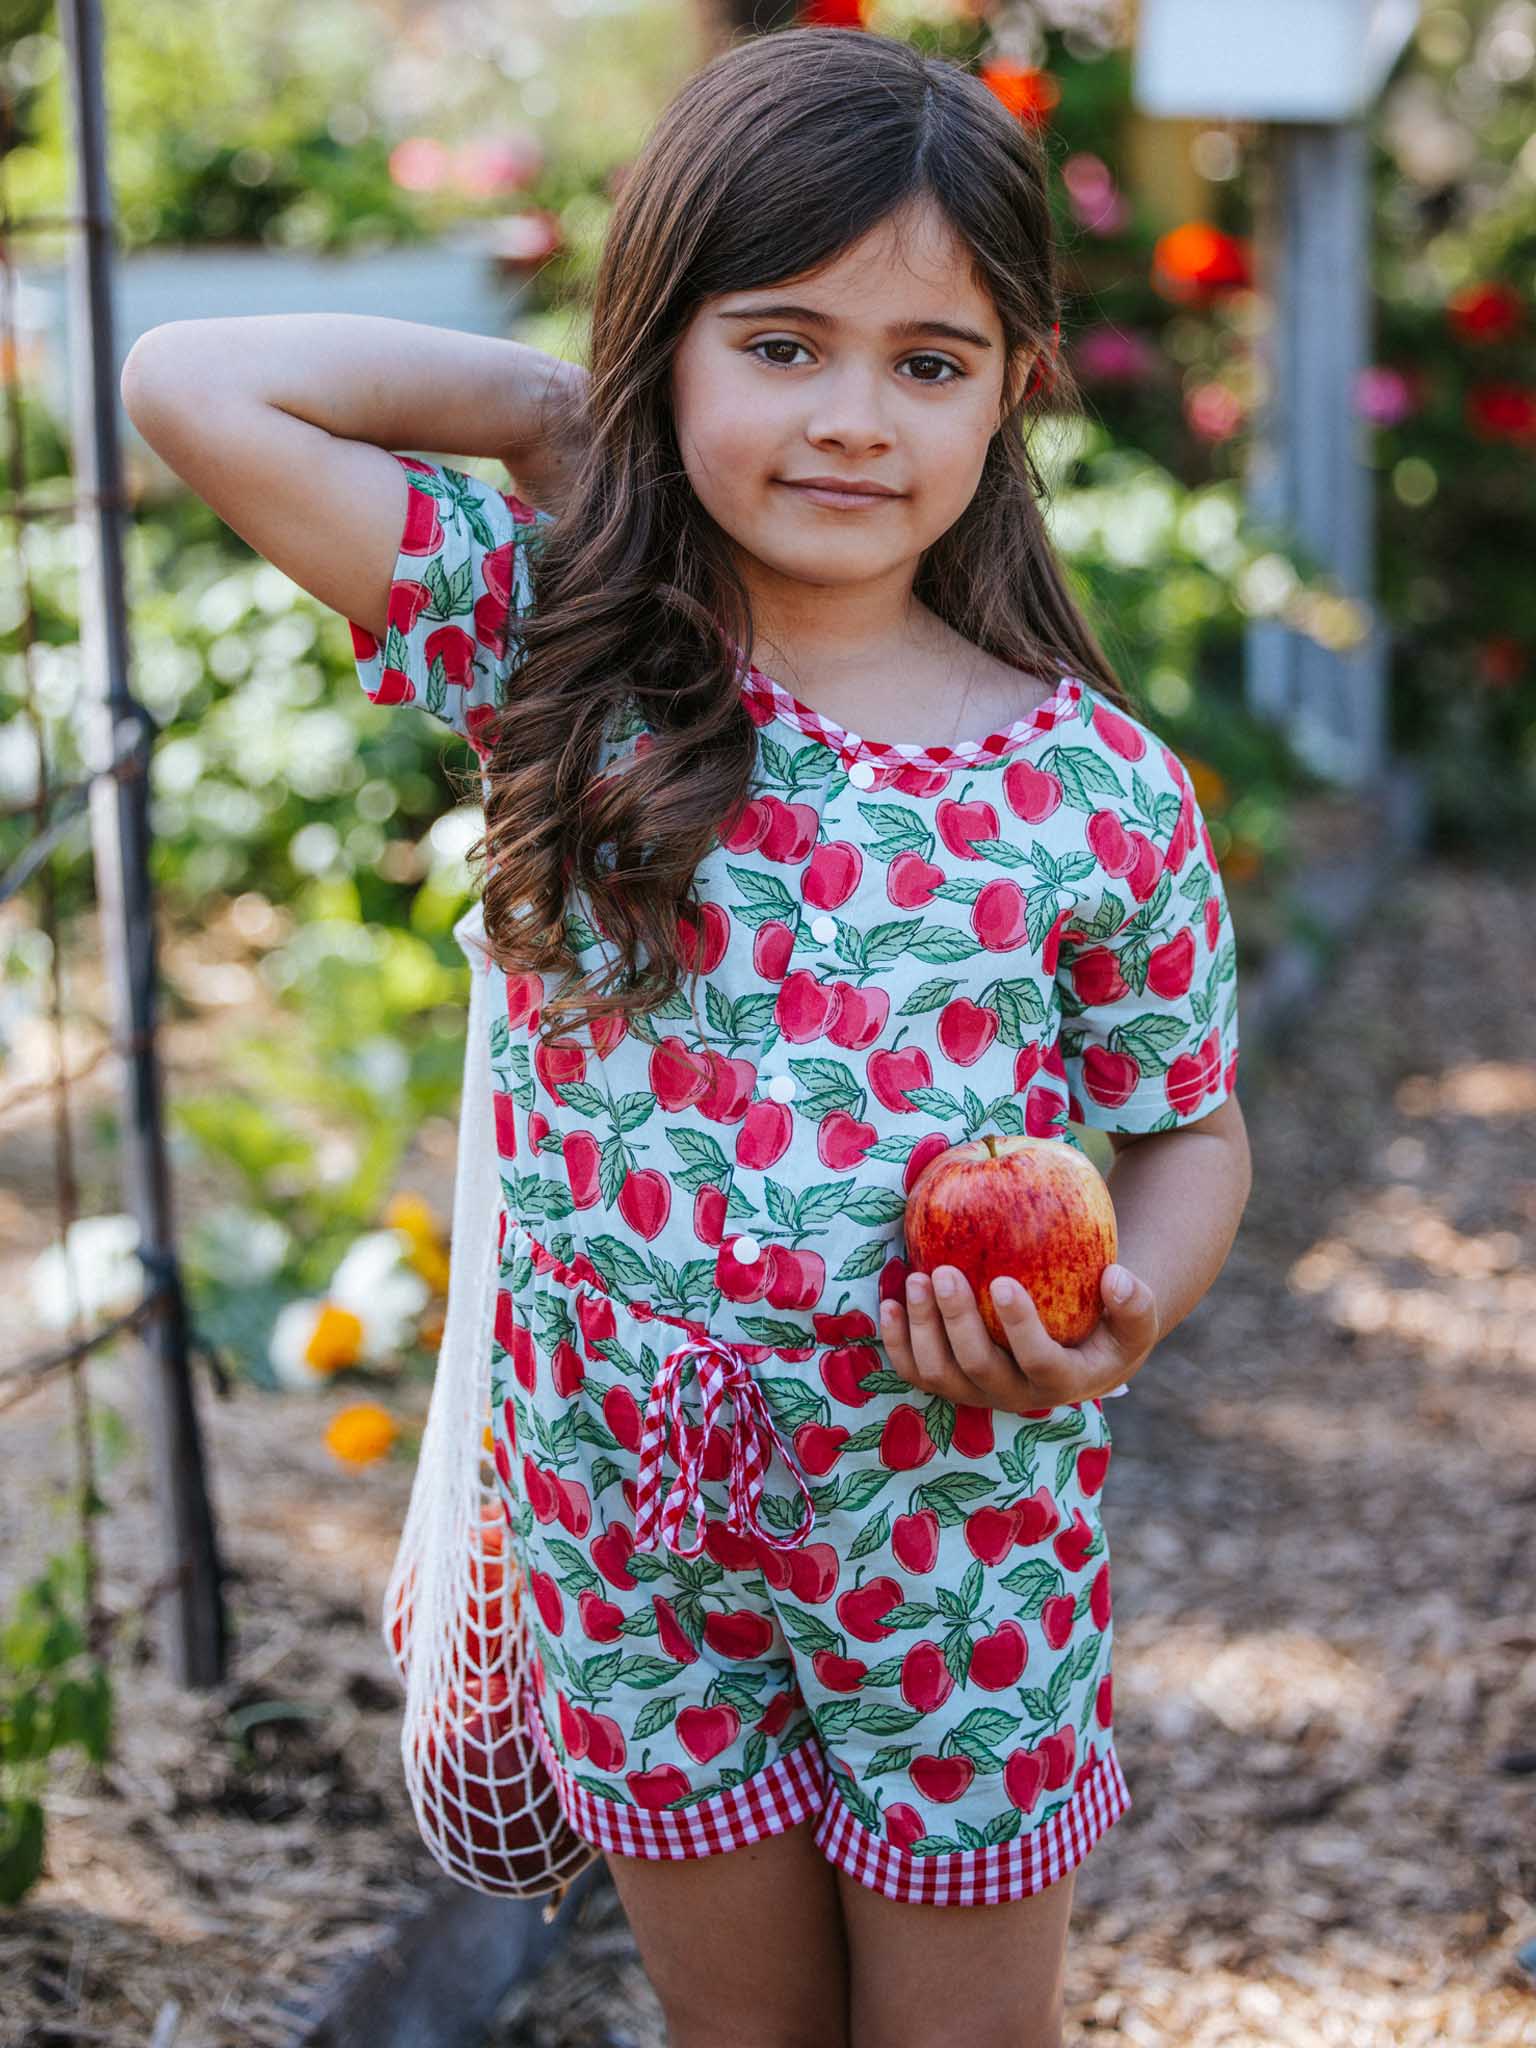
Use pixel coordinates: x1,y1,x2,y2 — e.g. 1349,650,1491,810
979,61,1061,126
1476,637,1526,690
800,0,864,23
1152,222,1251,302
1447,281,1523,346
1464,382,1536,443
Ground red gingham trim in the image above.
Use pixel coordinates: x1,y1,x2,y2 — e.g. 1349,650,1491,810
737,665,1085,774
813,1746,1132,1907
522,1668,831,1861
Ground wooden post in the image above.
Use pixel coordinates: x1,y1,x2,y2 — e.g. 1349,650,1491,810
57,0,230,1687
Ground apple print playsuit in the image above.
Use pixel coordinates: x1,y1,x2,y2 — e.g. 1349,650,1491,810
347,454,1241,1907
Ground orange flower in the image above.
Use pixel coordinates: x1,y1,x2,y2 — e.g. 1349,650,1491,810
1153,223,1251,302
1183,757,1229,815
979,61,1060,126
383,1190,451,1295
305,1302,366,1374
1222,841,1263,885
325,1402,399,1465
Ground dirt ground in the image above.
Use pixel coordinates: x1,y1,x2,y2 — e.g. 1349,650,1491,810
4,851,1536,2047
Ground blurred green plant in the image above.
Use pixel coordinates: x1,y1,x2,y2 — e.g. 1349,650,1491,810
0,1543,113,1907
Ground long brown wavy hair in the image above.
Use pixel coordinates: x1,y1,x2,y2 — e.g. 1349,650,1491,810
469,24,1135,1053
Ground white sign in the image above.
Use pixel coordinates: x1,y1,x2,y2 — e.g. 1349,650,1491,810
1132,0,1421,122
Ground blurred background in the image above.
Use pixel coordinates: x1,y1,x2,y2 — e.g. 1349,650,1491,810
3,2,1535,2043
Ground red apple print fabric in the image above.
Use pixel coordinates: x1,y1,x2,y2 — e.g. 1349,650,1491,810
346,454,553,758
345,462,1241,1906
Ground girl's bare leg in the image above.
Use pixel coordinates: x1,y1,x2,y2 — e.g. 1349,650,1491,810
604,1821,851,2048
837,1864,1078,2048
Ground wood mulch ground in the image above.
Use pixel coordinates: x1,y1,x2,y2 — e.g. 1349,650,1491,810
4,851,1536,2047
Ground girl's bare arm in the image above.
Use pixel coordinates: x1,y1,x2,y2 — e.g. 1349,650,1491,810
119,314,588,638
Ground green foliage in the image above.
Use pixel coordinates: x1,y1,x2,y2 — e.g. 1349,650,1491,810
0,1544,113,1908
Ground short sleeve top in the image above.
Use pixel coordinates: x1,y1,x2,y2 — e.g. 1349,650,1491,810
344,455,1241,1353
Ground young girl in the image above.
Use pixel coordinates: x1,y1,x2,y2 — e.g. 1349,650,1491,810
123,26,1251,2046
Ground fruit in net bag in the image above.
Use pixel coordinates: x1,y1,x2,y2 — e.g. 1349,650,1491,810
387,1498,520,1683
415,1664,575,1890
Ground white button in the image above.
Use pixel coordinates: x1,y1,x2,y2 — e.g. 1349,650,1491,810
809,915,837,944
732,1234,762,1264
846,760,876,788
765,1073,797,1103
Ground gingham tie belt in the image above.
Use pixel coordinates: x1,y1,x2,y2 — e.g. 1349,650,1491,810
632,1333,816,1558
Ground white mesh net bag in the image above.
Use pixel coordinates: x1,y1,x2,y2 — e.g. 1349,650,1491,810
381,897,598,1904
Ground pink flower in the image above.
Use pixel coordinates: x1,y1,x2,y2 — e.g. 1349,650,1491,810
389,138,452,194
1069,326,1159,385
1185,382,1245,442
1062,153,1129,237
1354,366,1419,428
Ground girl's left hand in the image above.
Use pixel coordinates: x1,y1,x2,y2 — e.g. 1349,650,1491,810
878,1262,1160,1412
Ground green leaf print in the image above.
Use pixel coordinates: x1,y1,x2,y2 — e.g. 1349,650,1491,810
996,1560,1061,1613
581,1650,624,1693
906,925,979,964
781,1608,841,1657
852,1704,924,1736
847,1507,892,1561
881,1602,941,1631
633,1695,680,1740
814,1699,861,1741
924,1398,957,1457
616,1656,681,1691
759,1378,825,1431
839,1188,909,1226
545,1540,601,1596
833,1238,891,1280
725,865,799,925
860,1656,905,1689
1071,1634,1101,1682
1045,1659,1074,1718
665,1127,734,1183
613,1091,654,1134
897,976,962,1016
913,1472,995,1525
942,1625,974,1690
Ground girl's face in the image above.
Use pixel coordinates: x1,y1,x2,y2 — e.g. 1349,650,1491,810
670,197,1034,622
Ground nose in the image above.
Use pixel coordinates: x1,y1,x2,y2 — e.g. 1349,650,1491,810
800,363,896,454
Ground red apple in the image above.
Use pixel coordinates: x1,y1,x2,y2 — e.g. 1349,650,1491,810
904,1134,1117,1346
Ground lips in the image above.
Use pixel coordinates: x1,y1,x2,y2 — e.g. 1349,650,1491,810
778,481,903,508
781,480,900,497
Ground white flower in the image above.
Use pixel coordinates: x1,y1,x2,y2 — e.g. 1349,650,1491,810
329,1230,430,1362
185,1204,291,1287
29,1214,144,1331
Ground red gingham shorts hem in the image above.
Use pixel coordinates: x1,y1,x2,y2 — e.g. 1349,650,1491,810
814,1746,1133,1907
524,1672,831,1861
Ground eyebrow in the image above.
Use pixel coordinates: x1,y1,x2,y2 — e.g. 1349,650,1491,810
716,303,994,350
